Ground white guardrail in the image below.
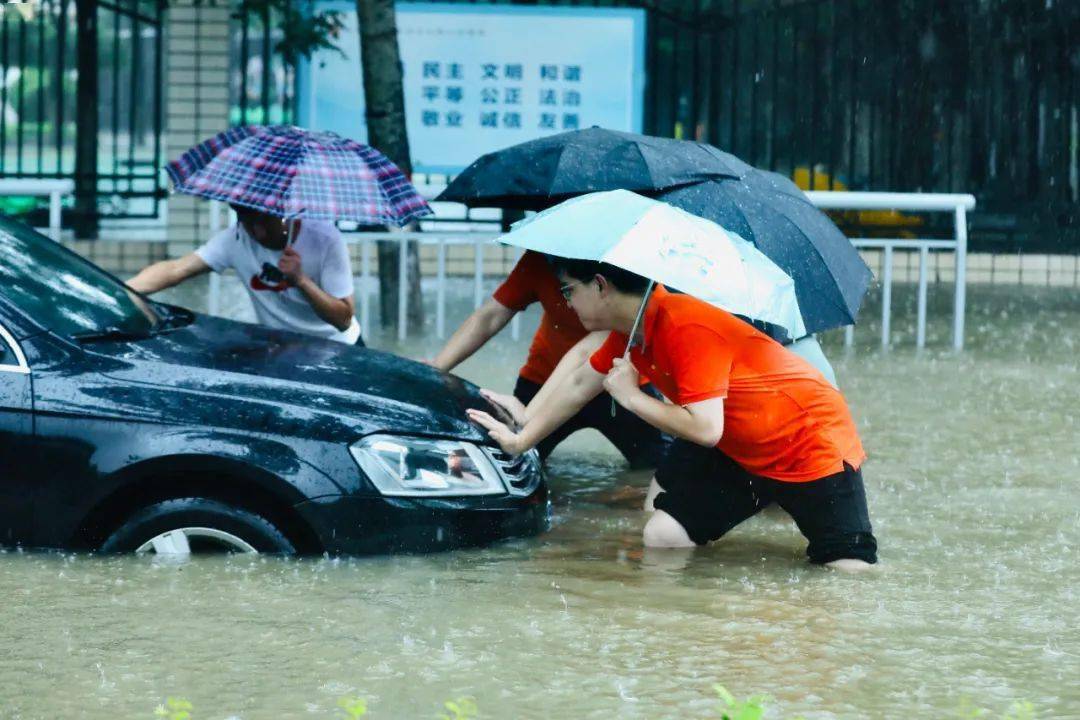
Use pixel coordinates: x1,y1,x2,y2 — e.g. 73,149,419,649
804,191,976,351
210,191,975,350
0,178,73,242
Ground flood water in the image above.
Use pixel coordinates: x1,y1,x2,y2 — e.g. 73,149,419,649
2,277,1078,718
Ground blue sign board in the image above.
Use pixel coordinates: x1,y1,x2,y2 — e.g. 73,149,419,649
297,2,646,173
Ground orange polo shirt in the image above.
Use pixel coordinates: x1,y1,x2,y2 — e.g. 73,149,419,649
589,285,866,482
492,251,589,385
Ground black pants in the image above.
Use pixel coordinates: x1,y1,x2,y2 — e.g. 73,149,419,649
654,440,878,564
354,334,365,348
513,376,670,469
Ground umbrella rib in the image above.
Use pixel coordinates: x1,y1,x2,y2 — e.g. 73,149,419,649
745,191,871,328
789,198,873,307
791,208,871,325
631,143,652,190
549,143,579,198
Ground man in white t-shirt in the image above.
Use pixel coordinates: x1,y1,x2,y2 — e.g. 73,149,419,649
128,206,362,345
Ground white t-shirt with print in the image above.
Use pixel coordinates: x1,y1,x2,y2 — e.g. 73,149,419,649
196,220,361,344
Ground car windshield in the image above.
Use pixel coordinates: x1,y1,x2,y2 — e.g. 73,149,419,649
0,216,160,337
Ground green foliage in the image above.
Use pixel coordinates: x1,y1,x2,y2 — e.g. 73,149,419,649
337,695,368,719
146,689,1041,718
1003,701,1037,720
956,697,1039,720
956,696,991,719
438,696,478,720
191,0,346,68
153,697,193,720
714,684,769,720
259,0,347,67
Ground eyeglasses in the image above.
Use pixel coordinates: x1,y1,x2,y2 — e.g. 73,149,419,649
558,280,583,301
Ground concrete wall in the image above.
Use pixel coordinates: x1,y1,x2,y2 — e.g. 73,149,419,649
163,0,232,258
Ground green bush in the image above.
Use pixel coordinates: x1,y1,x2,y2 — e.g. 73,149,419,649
148,688,1040,718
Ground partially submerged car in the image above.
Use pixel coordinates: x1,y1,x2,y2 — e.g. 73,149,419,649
0,216,547,556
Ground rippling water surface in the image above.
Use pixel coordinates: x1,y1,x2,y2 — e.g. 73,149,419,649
2,279,1077,718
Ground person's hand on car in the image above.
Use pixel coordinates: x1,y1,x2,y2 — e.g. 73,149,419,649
466,408,525,455
278,246,304,284
479,389,527,426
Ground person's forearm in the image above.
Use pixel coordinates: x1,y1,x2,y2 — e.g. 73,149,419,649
620,390,721,447
524,333,605,422
515,372,597,450
294,276,354,331
127,260,181,294
432,304,512,371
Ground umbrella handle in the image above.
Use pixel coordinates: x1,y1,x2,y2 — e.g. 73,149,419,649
611,280,656,418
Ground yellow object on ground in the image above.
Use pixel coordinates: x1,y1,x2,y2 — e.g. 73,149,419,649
793,165,924,237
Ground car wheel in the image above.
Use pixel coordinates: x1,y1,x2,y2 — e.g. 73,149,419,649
100,497,296,556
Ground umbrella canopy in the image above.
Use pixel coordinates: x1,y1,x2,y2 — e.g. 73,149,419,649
437,127,751,210
498,190,807,339
655,170,873,334
165,125,431,226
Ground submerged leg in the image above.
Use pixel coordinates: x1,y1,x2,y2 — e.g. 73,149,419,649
642,509,696,548
825,558,876,573
643,476,663,511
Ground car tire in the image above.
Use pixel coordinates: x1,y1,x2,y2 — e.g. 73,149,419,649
100,497,296,556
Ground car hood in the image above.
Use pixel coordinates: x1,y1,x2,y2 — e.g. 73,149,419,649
84,313,491,442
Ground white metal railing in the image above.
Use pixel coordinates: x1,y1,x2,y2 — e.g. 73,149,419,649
805,191,976,350
208,193,975,349
343,231,519,343
0,178,73,241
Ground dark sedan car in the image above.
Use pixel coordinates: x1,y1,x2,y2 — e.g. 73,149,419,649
0,216,547,556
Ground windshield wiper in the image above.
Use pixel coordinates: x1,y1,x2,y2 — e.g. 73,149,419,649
151,304,195,332
74,306,194,343
72,326,155,344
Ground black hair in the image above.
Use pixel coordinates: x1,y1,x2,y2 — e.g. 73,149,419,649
547,257,652,295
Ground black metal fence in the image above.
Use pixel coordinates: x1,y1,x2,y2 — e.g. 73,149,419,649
395,0,1080,251
229,1,297,127
0,0,164,225
640,0,1080,251
7,0,1077,250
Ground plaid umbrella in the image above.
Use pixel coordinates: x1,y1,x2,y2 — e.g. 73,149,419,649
165,125,431,226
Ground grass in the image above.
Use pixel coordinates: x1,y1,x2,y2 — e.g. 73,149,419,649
145,687,1041,719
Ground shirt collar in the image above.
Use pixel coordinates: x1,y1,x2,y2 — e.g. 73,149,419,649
637,284,669,350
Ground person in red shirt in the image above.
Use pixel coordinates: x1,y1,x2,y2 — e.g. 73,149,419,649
427,250,668,467
468,258,877,570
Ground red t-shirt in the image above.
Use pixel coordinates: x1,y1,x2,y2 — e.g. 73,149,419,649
590,286,866,482
492,251,589,385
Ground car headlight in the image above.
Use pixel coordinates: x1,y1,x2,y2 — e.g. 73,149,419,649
349,435,506,497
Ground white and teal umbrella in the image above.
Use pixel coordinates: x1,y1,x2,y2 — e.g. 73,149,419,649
498,189,807,340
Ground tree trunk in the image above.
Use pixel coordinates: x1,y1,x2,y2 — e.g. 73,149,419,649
355,0,423,330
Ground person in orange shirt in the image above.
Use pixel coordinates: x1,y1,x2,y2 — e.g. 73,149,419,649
426,250,668,467
468,259,877,570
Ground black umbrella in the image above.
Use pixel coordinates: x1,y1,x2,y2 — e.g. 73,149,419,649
436,127,751,209
654,170,873,335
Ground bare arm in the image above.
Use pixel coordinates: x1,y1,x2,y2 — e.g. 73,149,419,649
277,245,354,332
605,358,725,447
430,299,516,371
478,331,609,426
468,361,606,455
127,253,210,294
293,276,356,332
523,331,607,422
